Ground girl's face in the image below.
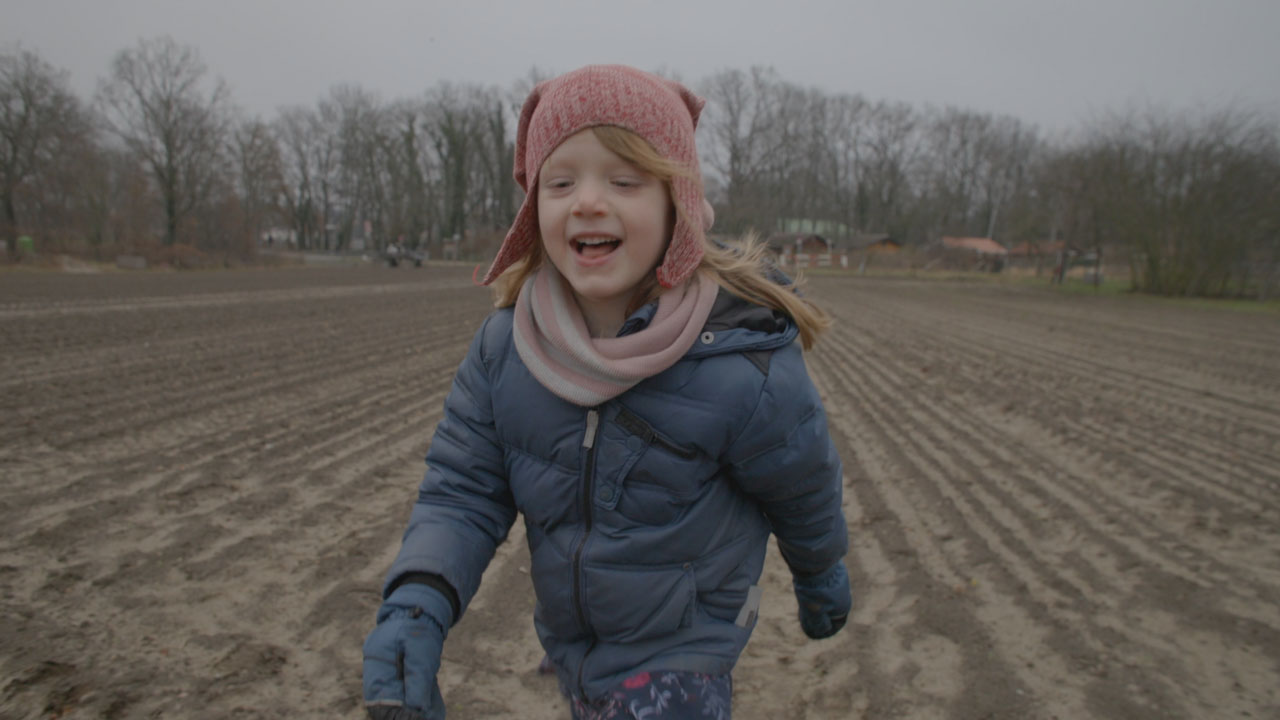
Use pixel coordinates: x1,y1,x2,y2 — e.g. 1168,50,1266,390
537,129,672,329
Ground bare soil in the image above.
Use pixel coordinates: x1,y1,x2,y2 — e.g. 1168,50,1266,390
1,266,1277,719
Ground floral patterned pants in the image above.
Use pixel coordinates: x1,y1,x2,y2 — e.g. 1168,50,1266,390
562,670,732,720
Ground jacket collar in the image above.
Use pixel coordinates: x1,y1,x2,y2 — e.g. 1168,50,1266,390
618,287,797,358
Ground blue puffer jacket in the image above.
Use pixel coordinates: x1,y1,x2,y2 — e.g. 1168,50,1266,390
384,289,847,699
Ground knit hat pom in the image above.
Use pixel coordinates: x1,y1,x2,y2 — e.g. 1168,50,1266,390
480,65,711,289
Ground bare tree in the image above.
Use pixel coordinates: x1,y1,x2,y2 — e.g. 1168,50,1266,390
230,116,283,253
77,143,155,256
97,36,230,247
1053,107,1280,296
423,82,479,249
381,99,428,248
325,85,386,250
913,107,1041,245
0,48,88,258
275,106,321,249
274,106,314,249
275,100,346,251
918,107,992,237
476,87,516,232
860,101,922,239
10,48,1271,299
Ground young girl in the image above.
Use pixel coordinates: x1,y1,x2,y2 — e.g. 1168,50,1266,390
363,65,850,720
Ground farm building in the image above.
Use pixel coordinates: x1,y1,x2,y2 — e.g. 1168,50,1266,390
850,234,901,254
767,232,832,255
927,236,1009,272
765,233,841,268
844,233,906,272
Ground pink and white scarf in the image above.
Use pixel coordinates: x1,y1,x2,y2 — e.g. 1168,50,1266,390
513,264,718,406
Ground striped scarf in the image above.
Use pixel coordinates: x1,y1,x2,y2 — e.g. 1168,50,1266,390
513,264,718,407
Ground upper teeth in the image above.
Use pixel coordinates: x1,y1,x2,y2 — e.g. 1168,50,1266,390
577,237,615,246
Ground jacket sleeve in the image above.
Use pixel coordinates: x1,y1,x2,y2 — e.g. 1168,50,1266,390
383,314,517,620
724,343,848,577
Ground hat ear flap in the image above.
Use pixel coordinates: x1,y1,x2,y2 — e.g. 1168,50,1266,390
512,82,544,191
671,81,706,128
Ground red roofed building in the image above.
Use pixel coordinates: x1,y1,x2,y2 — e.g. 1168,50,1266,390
928,236,1008,271
940,236,1009,256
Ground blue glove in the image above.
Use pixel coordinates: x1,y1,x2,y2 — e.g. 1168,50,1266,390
793,562,851,639
363,583,454,720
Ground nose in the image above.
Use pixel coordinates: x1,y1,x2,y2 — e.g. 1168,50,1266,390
571,180,606,217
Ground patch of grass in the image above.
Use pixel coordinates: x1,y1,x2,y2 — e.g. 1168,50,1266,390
1037,276,1130,296
803,267,1009,284
1129,291,1280,315
1029,274,1280,315
812,266,1280,314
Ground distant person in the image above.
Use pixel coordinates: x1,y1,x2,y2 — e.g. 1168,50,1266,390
362,65,850,720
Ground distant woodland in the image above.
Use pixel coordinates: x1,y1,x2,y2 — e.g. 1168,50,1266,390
3,37,1277,297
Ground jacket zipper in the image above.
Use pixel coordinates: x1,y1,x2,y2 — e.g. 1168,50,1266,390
615,406,697,459
573,408,600,698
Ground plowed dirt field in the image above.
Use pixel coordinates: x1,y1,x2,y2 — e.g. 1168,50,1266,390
2,266,1277,719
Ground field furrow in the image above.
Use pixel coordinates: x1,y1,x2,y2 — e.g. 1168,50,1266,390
2,268,1276,720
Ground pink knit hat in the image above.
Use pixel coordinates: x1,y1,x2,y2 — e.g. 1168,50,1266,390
479,65,713,289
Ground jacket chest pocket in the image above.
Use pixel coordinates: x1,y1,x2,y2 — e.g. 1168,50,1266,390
595,406,708,526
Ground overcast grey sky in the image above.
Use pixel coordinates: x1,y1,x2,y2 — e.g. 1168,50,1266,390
6,0,1279,134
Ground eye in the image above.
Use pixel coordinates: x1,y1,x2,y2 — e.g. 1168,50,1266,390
612,175,650,189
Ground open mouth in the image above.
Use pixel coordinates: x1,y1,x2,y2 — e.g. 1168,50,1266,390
572,236,621,258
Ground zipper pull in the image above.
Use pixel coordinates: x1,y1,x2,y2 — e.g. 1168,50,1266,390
583,409,600,449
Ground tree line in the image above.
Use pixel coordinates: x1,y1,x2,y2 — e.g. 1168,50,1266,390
3,38,1276,297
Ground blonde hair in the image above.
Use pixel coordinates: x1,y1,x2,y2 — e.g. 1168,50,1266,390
490,125,831,350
